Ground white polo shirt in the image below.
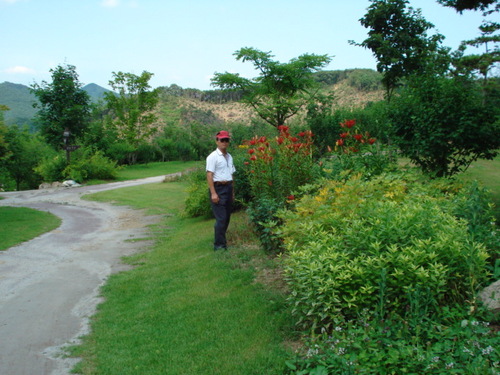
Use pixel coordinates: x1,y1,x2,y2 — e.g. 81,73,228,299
206,148,236,182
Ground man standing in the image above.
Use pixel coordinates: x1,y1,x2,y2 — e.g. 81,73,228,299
206,130,236,250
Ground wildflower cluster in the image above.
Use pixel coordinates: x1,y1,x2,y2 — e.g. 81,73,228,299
243,125,315,202
332,119,376,154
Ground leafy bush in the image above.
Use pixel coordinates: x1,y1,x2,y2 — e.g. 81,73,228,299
307,103,392,156
278,173,490,331
246,196,285,253
242,126,319,202
240,126,320,252
389,74,500,177
184,167,212,218
320,119,397,181
35,153,67,182
62,149,118,182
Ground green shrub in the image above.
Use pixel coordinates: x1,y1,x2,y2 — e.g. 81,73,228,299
184,167,212,218
62,149,118,182
279,173,490,331
247,196,285,253
35,153,67,182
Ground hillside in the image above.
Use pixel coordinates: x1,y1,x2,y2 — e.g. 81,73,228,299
0,82,112,128
1,69,385,129
0,82,38,127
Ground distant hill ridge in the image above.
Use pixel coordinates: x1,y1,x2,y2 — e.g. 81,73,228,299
0,69,383,128
0,82,112,127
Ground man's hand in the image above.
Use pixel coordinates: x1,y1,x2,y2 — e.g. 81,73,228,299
211,192,219,204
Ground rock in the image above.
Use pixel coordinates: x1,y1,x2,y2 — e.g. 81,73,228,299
62,180,81,188
479,279,500,313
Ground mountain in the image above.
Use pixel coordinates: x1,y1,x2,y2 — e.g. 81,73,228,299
1,69,384,129
0,82,112,127
82,83,113,102
0,82,38,127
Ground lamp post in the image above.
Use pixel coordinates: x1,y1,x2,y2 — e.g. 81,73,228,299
63,129,71,164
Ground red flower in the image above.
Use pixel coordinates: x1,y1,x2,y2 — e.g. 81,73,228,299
258,146,266,152
340,132,349,139
277,137,284,145
290,137,299,142
244,161,249,165
368,138,376,145
287,195,295,200
354,134,363,142
248,149,255,154
249,139,257,145
259,136,267,143
298,131,306,137
341,119,356,129
336,139,345,147
250,155,257,161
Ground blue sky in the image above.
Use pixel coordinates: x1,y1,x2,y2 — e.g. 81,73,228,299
0,0,490,90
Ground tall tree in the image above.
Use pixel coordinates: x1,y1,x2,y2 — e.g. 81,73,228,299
211,47,331,129
104,71,159,164
454,21,500,81
31,64,90,148
351,0,447,100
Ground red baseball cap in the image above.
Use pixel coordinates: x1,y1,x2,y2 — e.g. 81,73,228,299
216,130,231,139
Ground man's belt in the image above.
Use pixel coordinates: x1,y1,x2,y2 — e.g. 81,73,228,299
214,181,233,186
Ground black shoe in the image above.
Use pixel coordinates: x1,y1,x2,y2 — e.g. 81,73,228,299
214,245,227,251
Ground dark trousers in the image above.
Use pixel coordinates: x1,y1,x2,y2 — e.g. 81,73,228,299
210,184,233,249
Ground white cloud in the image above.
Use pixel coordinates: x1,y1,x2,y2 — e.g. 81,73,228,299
5,66,35,74
101,0,119,8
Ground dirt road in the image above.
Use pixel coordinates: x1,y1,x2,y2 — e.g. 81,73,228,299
0,176,168,375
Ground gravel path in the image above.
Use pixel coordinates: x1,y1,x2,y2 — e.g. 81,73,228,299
0,176,170,375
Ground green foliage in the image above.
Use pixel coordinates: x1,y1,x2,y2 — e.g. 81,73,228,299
35,148,118,182
34,153,67,182
320,118,396,181
307,101,392,156
30,64,91,148
279,173,491,331
312,69,382,91
247,196,285,254
212,47,331,128
104,71,160,164
62,148,118,182
351,0,447,100
389,74,500,177
285,310,499,374
345,69,383,91
184,167,212,218
242,126,318,202
438,0,498,11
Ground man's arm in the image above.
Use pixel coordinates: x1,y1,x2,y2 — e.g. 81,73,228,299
207,171,219,204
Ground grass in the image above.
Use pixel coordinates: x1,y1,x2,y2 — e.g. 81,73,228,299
0,206,61,251
86,161,202,185
71,181,293,374
460,154,500,221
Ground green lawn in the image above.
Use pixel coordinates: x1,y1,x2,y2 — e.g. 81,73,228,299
86,161,202,185
72,181,292,374
460,154,500,221
0,206,61,251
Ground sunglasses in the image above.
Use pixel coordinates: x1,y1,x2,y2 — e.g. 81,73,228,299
218,138,230,143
